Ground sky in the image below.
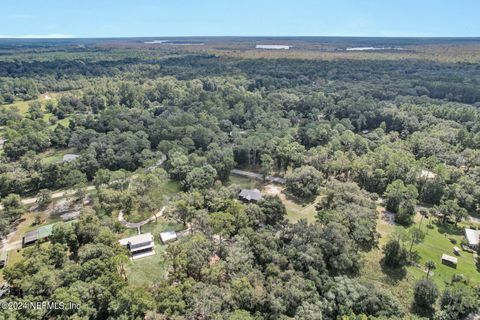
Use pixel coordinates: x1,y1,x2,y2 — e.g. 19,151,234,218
1,0,479,38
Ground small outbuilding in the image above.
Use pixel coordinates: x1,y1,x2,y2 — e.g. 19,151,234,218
464,228,480,249
22,223,62,247
453,246,461,255
239,189,262,202
160,230,177,244
119,233,155,260
441,254,458,268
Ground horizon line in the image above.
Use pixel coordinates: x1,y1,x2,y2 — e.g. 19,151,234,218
1,35,480,40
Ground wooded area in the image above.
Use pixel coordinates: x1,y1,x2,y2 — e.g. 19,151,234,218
0,38,479,319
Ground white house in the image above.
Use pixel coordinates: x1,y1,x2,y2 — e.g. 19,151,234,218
464,228,480,249
119,233,155,260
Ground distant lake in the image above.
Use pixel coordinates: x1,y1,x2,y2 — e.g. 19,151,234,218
346,47,404,51
144,40,204,45
256,44,291,50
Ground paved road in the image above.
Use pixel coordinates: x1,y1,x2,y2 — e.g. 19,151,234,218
0,154,167,211
231,169,286,184
0,186,96,210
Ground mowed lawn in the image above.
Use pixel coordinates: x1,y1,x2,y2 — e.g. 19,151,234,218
409,218,479,288
125,218,185,287
362,208,480,310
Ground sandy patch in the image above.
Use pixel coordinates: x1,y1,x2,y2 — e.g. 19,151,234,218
263,184,283,196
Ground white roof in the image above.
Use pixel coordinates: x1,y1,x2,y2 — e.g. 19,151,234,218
442,254,458,264
465,228,480,246
119,233,154,247
160,230,177,242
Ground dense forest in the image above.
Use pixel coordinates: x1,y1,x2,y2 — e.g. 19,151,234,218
0,39,479,320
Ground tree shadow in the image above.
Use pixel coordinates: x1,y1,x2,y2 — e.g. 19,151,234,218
435,220,464,236
411,303,435,319
380,259,407,284
283,191,316,206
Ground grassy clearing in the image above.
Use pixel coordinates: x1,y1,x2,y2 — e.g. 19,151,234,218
124,180,181,223
228,175,263,189
3,93,59,115
361,207,480,309
125,218,185,287
280,192,318,223
228,176,319,223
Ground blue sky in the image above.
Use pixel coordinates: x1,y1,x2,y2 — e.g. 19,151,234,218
1,0,479,38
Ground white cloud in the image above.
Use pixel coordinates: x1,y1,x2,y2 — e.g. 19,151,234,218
0,34,75,39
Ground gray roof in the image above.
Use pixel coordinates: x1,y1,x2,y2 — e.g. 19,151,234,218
23,230,39,244
62,154,80,162
119,233,154,251
160,231,177,243
239,189,262,201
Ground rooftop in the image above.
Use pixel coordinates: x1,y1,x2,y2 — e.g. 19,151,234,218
442,254,458,264
119,233,154,247
239,189,262,202
160,230,177,243
465,228,480,246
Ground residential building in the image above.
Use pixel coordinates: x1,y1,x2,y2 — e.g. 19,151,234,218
119,233,155,259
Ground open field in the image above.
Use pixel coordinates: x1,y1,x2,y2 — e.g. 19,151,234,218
228,175,318,223
125,218,185,286
361,207,480,309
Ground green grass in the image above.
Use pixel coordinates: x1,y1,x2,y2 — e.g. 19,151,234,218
228,176,318,223
123,179,181,223
361,209,480,311
126,244,168,287
228,175,263,189
125,218,185,287
406,219,479,289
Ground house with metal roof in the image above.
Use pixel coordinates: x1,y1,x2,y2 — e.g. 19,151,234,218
238,189,262,202
464,228,480,249
22,221,75,247
119,233,155,260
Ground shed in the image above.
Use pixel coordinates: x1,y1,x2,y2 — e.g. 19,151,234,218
441,254,458,268
23,230,39,246
453,246,461,255
239,189,262,202
160,230,177,244
0,251,8,268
